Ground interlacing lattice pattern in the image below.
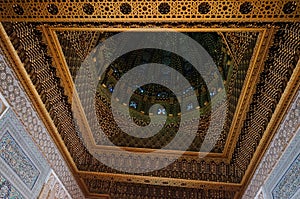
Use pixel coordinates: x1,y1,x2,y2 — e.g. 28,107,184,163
1,21,299,198
56,30,256,154
0,27,85,198
95,94,228,153
231,23,300,172
243,91,300,199
84,178,236,199
0,1,299,22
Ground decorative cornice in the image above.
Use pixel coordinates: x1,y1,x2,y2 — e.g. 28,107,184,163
0,24,85,198
78,170,241,192
235,23,300,198
45,26,267,160
224,26,275,160
0,1,299,22
242,89,300,198
0,19,299,198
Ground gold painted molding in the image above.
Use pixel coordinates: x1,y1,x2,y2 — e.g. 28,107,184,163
2,20,299,198
39,25,75,103
0,0,299,22
224,26,276,160
0,22,110,199
44,26,266,161
78,170,242,192
238,57,300,198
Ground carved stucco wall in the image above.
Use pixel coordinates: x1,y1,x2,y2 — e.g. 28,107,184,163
0,173,24,198
0,48,84,198
243,90,300,199
0,94,50,198
38,170,72,199
0,94,74,199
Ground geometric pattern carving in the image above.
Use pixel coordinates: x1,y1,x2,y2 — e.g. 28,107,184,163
260,123,300,199
0,51,85,198
38,170,72,199
242,90,300,198
84,178,237,199
0,131,40,189
0,173,24,199
272,154,300,199
0,1,299,22
232,23,300,173
62,30,256,153
1,20,299,198
0,3,299,196
0,106,50,199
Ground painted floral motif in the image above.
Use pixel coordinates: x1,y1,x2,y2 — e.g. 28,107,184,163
0,174,23,199
0,131,40,189
272,154,300,199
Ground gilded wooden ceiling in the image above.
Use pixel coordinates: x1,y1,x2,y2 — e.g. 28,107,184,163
56,30,257,154
0,1,299,199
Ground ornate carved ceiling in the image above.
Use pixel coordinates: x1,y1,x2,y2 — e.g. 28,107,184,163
0,1,299,199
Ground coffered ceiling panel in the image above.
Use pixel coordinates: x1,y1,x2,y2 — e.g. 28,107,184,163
0,1,299,198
